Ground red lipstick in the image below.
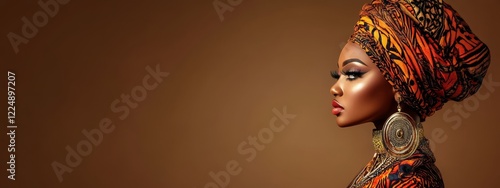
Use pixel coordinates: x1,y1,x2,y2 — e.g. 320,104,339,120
332,100,344,116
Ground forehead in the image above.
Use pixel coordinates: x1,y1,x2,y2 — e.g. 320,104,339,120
338,42,374,68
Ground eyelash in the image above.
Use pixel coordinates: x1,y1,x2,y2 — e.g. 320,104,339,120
330,70,365,81
330,71,340,79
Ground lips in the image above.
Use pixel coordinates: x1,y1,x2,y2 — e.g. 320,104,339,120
331,99,344,116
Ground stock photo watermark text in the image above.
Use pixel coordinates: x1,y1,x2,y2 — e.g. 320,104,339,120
50,64,169,182
428,73,500,150
213,0,243,22
7,0,70,54
6,71,17,180
202,106,296,188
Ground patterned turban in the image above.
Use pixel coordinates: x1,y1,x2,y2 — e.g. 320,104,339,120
350,0,490,120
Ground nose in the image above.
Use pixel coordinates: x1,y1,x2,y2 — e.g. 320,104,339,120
330,81,343,97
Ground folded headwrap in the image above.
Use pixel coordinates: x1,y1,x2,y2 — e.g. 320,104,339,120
350,0,490,120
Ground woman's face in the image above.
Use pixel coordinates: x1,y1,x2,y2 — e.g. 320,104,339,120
330,42,396,127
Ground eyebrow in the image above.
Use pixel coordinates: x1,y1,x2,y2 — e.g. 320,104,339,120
342,58,367,67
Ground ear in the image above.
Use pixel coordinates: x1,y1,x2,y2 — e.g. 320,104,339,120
392,88,400,102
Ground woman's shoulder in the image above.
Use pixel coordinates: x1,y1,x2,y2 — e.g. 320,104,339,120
376,154,445,188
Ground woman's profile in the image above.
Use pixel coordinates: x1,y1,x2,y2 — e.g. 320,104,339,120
330,0,490,187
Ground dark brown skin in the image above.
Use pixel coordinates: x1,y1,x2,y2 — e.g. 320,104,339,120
330,42,420,129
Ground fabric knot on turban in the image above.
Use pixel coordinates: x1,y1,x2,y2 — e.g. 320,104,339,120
349,0,491,120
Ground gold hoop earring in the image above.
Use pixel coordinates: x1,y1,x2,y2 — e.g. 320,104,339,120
381,97,419,159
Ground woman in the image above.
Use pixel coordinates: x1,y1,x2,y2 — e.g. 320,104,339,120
330,0,490,187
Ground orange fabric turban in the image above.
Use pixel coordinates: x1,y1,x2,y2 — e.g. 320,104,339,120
350,0,491,120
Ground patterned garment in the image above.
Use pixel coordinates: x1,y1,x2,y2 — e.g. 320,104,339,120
348,130,444,188
349,0,490,121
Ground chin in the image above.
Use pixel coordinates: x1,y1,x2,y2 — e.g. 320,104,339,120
335,117,357,128
335,114,371,128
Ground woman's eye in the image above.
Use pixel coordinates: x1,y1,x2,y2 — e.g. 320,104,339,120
342,70,365,80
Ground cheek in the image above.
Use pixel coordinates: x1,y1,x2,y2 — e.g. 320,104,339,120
346,75,393,117
351,81,373,99
350,77,386,104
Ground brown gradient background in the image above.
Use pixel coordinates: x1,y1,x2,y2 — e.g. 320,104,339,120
0,0,499,187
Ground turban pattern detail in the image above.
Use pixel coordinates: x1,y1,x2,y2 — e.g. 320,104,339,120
350,0,491,120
